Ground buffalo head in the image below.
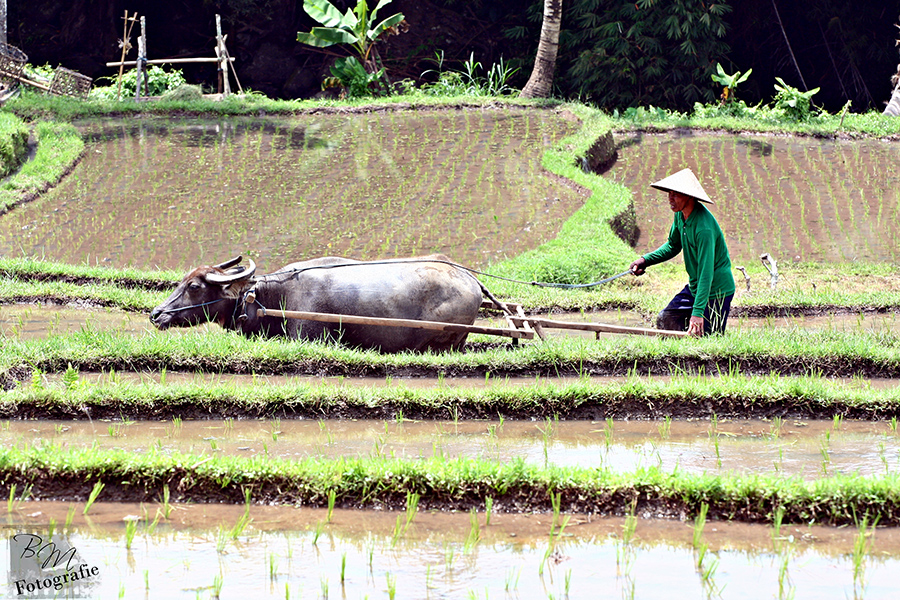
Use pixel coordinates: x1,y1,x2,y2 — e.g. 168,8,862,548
150,256,256,330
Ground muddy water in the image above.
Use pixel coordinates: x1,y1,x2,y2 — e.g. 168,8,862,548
7,419,900,479
0,111,582,271
608,131,900,264
3,501,899,599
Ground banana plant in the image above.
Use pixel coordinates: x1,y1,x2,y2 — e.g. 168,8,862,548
710,62,751,103
297,0,405,67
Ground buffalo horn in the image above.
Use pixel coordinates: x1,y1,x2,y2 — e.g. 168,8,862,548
205,258,257,284
213,256,243,270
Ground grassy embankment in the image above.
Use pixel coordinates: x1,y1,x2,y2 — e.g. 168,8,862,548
3,371,900,421
2,443,898,527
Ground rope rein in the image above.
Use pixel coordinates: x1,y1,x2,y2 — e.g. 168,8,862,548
253,258,633,290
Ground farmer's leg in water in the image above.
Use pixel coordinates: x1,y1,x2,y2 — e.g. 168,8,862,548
656,285,734,335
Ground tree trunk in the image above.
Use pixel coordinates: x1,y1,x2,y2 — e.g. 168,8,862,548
0,0,6,45
885,83,900,116
520,0,562,99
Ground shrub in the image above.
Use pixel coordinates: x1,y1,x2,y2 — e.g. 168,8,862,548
91,66,188,100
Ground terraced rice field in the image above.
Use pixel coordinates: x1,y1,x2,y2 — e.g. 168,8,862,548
608,132,900,264
0,110,583,271
2,107,900,599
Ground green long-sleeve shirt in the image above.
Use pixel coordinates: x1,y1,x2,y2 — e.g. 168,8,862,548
642,202,735,317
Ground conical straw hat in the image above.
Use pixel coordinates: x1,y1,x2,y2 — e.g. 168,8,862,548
650,168,713,204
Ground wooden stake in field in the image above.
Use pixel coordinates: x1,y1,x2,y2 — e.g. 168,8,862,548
116,11,139,102
135,16,147,101
215,15,230,96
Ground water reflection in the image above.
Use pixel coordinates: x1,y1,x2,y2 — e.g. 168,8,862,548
3,502,898,599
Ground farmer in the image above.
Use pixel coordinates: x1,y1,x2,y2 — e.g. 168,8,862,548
629,168,735,336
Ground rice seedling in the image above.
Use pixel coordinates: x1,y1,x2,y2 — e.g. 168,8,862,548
444,544,455,571
604,417,614,449
326,489,336,522
7,483,31,512
852,515,878,594
657,416,671,439
770,416,784,438
212,573,223,599
386,572,396,600
692,502,709,550
215,525,229,554
311,520,325,546
147,510,161,535
484,496,493,526
269,553,278,581
83,481,104,515
64,505,76,530
404,491,420,530
160,485,172,518
124,518,138,549
464,509,481,552
340,552,346,584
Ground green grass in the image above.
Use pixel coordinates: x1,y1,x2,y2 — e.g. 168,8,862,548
4,371,900,420
0,120,84,214
0,112,30,178
3,90,555,122
1,443,898,526
1,326,899,389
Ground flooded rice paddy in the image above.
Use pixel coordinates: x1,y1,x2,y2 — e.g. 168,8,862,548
6,418,900,480
608,131,900,264
0,115,894,273
0,111,583,271
5,501,900,599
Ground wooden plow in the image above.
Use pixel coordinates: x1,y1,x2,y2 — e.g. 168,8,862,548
247,295,686,342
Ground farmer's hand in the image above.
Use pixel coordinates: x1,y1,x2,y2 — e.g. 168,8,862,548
629,257,647,276
687,316,704,337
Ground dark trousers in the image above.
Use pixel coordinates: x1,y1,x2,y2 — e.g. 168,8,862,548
656,285,733,335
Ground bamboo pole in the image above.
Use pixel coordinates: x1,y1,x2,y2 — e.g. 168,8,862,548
256,307,535,340
116,11,138,101
135,16,146,101
106,57,235,68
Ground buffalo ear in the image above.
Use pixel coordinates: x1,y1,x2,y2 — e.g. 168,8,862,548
214,256,243,270
205,259,257,285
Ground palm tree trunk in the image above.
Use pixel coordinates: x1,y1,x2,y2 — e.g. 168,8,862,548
520,0,562,99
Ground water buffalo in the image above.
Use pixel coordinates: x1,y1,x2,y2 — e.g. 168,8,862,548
149,254,488,352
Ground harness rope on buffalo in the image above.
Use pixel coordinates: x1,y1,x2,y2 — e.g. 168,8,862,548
233,257,684,341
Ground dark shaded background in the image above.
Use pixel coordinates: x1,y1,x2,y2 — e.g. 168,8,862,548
8,0,900,113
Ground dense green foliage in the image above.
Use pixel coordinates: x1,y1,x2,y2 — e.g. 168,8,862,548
91,66,188,100
510,0,733,110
